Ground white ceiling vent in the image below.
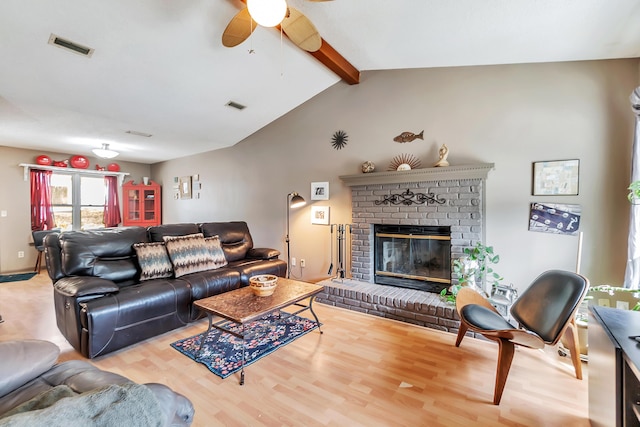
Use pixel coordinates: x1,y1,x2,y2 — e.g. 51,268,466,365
48,34,94,57
226,101,246,110
126,130,153,138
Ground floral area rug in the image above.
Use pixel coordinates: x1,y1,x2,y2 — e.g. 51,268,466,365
170,312,319,379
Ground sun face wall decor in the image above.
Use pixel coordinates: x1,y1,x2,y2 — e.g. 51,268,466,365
388,154,421,171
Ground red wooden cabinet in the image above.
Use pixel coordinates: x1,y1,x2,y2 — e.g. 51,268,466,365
122,180,161,226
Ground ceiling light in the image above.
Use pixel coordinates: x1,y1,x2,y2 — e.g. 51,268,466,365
247,0,288,27
92,143,119,159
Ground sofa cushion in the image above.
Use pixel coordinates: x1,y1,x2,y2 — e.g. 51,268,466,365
133,242,173,281
58,227,147,283
227,258,288,286
163,233,217,278
147,223,200,243
176,269,241,320
204,236,228,269
80,280,192,358
0,340,60,399
199,221,253,262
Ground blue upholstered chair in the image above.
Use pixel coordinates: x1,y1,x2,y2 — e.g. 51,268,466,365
32,228,60,273
455,270,589,404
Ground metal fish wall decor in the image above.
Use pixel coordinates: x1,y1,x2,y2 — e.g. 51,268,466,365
393,130,424,143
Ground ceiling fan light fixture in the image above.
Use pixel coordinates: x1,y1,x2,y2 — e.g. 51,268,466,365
92,143,119,159
247,0,287,27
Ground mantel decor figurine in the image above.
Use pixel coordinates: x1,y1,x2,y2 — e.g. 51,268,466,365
434,144,449,167
361,161,375,173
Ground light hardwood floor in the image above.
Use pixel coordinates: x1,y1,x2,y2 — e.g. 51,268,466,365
0,274,589,426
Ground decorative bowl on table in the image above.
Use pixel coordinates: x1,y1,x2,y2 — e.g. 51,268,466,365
249,274,278,297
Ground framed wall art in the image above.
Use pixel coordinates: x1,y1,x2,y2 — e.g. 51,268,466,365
179,176,192,199
311,206,330,225
532,159,579,196
528,202,581,235
311,182,329,200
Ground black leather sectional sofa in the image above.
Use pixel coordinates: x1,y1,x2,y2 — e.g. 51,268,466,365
44,221,287,359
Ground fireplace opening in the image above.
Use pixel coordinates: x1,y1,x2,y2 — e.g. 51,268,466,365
374,224,451,293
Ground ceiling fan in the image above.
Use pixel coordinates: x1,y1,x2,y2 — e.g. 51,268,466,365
222,0,331,53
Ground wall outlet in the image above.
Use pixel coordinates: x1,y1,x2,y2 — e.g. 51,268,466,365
291,257,296,266
300,259,306,268
18,251,24,258
0,210,7,217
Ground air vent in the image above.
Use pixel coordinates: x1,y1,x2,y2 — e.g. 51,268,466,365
126,130,153,138
48,34,94,57
226,101,246,110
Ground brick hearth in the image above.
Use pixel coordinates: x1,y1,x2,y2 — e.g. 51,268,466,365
315,278,461,333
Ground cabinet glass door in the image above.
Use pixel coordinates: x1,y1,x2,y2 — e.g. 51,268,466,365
127,189,140,221
143,189,156,221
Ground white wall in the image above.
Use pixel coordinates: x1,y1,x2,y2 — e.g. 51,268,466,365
153,59,638,291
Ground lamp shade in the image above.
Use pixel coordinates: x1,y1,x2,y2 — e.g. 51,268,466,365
92,143,119,159
289,193,306,208
247,0,288,27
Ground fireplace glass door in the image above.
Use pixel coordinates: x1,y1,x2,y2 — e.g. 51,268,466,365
374,225,451,293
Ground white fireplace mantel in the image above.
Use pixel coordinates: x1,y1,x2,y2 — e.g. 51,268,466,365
339,163,494,187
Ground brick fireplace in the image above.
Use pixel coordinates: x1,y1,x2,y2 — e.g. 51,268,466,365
315,163,494,332
345,163,494,287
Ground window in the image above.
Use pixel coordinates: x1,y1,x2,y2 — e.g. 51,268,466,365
51,173,107,231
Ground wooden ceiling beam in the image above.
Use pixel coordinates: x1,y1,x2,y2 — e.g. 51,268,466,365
309,39,360,85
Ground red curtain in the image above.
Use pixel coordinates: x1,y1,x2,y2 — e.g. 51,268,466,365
104,175,121,228
30,169,55,231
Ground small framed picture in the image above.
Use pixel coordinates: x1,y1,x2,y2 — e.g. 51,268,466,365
532,159,579,196
311,182,329,200
311,206,330,225
179,176,192,199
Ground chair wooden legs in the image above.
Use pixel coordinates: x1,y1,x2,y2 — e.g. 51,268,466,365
562,318,583,380
34,252,43,273
493,339,515,405
455,322,468,347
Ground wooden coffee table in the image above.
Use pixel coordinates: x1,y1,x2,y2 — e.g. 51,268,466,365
193,278,324,385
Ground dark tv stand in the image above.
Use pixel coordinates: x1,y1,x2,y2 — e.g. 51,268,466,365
589,306,640,427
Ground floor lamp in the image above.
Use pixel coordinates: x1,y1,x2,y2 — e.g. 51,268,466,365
286,192,306,278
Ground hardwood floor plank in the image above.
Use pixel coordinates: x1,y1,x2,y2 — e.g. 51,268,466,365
0,275,589,426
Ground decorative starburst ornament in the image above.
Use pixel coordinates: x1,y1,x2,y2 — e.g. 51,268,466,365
331,130,348,150
388,154,421,171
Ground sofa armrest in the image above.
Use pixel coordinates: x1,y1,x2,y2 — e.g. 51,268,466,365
0,340,60,399
54,277,120,298
144,383,195,426
247,247,280,260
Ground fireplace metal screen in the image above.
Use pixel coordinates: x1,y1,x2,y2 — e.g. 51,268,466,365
374,224,451,293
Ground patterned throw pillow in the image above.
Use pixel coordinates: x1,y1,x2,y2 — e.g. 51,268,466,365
163,233,217,278
133,242,173,281
204,235,228,269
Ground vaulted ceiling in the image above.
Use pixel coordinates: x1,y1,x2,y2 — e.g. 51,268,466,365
1,0,639,163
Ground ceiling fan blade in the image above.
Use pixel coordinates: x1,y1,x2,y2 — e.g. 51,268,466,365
281,7,322,52
222,8,256,47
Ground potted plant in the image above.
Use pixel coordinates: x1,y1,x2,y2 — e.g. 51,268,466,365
629,180,640,203
441,242,503,303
